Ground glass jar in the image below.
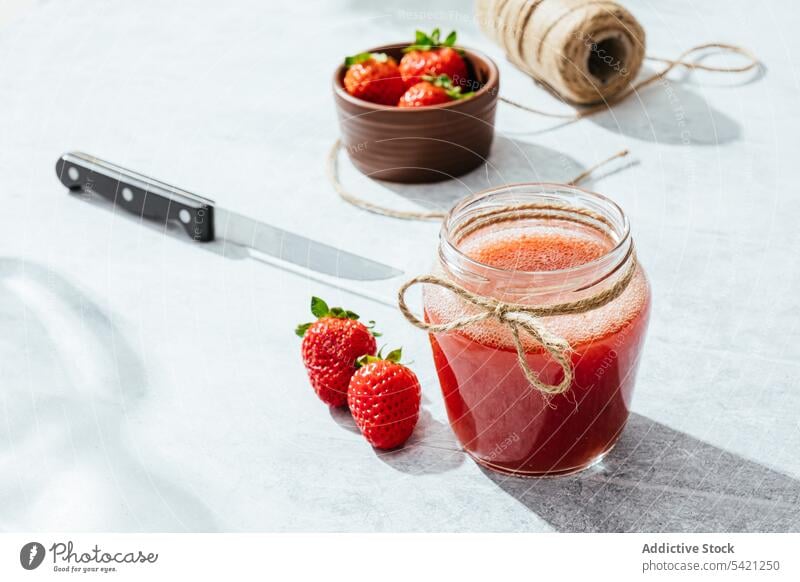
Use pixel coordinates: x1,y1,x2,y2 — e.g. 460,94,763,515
422,183,650,476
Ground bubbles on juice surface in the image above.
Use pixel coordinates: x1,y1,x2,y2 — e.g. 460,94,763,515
463,225,611,271
425,224,649,351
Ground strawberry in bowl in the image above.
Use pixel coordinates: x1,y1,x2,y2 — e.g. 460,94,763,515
398,74,474,108
334,29,499,182
342,52,406,106
340,29,476,108
399,29,469,88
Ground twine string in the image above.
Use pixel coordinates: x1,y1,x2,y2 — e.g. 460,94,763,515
397,206,638,395
500,42,760,119
397,274,574,394
326,139,630,221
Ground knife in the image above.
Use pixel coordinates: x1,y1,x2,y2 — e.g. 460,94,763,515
55,152,401,282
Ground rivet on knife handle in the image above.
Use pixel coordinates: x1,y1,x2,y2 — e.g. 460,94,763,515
55,152,215,242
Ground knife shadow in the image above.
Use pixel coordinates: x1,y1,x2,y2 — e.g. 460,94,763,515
67,189,250,260
67,189,401,308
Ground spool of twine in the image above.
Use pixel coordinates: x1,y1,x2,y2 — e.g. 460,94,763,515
476,0,759,117
476,0,645,105
397,201,638,395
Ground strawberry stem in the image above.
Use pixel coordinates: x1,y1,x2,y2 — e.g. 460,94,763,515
420,74,474,100
404,28,458,52
296,296,381,338
357,347,404,367
344,52,389,66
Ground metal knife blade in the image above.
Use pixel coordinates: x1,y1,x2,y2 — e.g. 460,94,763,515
214,209,401,281
55,152,402,281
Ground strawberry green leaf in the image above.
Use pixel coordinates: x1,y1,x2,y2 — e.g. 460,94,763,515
295,322,312,338
421,74,473,100
310,296,329,318
344,52,372,66
423,74,454,88
385,348,403,363
344,53,372,67
356,354,382,368
356,347,402,366
344,52,388,66
407,29,434,52
445,87,471,99
308,295,366,323
365,320,381,337
405,28,458,52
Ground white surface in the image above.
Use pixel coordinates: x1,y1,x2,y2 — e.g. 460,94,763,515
0,0,799,532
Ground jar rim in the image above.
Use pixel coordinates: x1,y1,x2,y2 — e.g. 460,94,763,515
440,182,632,281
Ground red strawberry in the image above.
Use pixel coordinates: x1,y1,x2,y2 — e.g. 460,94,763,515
399,29,468,88
296,297,378,407
343,52,406,105
398,74,473,108
348,349,421,449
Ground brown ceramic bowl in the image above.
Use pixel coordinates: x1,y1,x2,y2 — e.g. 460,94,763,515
333,44,499,183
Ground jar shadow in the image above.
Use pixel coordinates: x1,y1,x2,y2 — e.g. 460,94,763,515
480,413,800,532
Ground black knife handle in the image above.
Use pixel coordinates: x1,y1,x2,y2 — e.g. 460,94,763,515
55,152,215,242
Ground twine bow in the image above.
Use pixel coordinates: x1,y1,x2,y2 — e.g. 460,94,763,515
397,250,638,395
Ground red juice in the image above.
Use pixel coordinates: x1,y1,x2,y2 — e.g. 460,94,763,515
424,227,650,476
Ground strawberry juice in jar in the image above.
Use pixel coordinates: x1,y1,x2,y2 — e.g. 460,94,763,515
422,184,650,476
